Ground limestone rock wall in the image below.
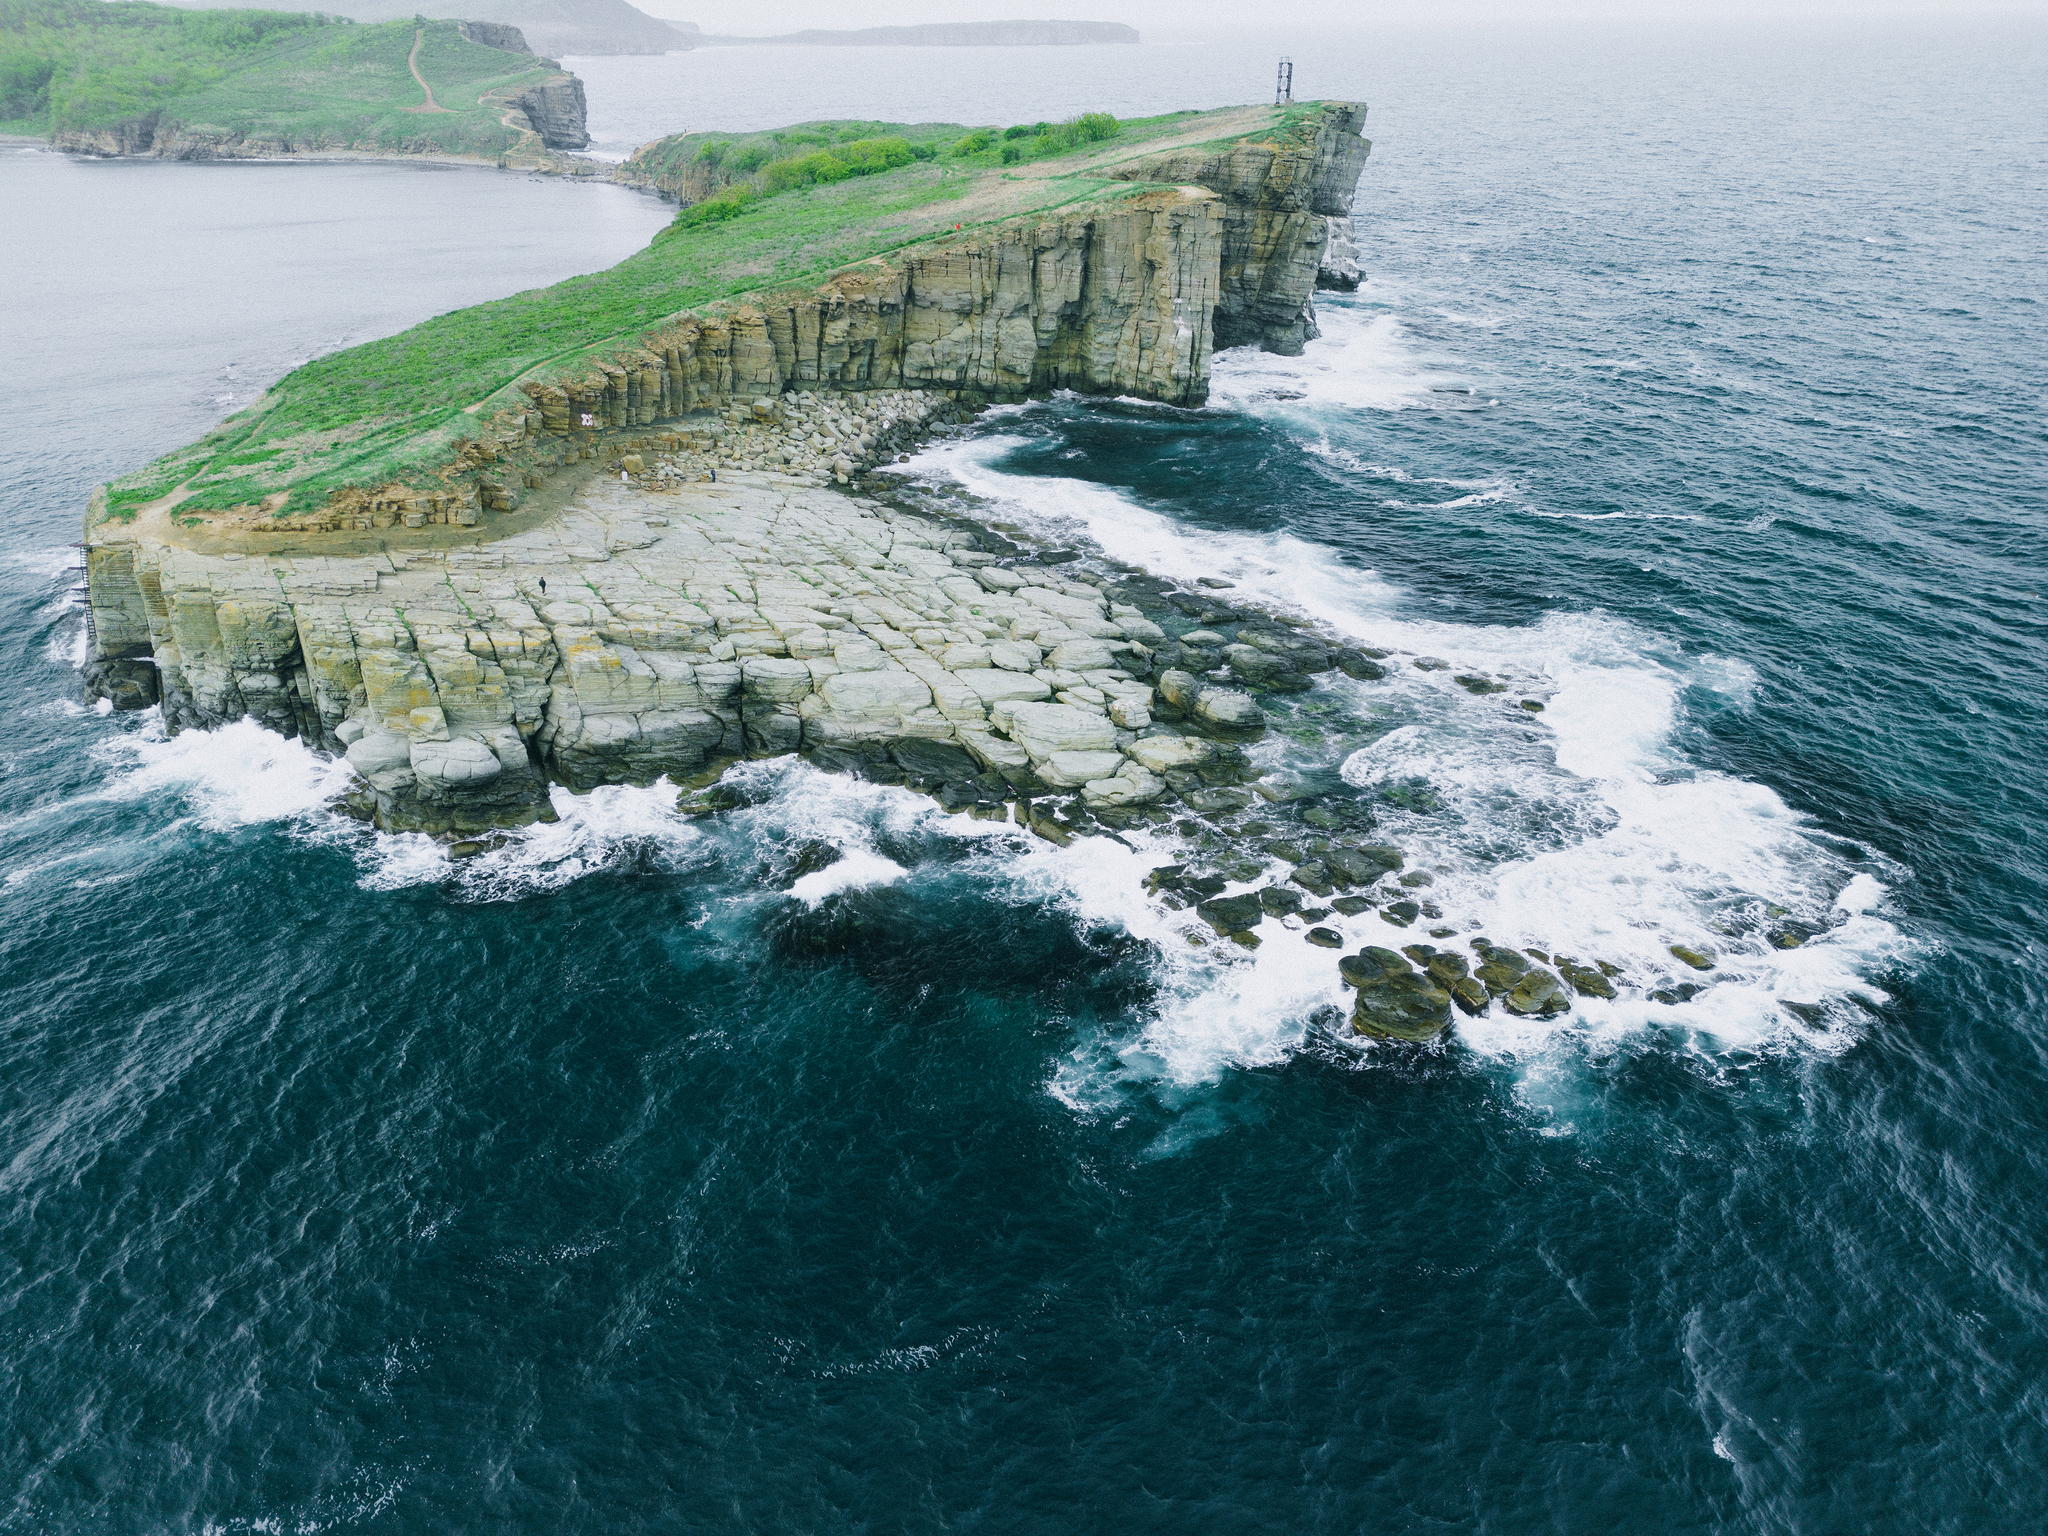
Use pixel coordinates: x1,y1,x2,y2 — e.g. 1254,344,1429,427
510,76,589,150
1108,103,1371,354
519,190,1223,426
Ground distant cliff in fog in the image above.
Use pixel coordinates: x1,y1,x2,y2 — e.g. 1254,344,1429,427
697,19,1139,47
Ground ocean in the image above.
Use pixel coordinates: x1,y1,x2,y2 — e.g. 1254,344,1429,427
3,15,2046,1531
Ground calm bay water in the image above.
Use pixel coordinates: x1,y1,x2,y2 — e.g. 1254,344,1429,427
4,16,2047,1531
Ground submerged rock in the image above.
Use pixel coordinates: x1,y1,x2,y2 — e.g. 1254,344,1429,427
1669,944,1717,972
1195,892,1265,936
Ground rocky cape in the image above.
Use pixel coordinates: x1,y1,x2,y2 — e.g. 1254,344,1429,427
78,96,1725,1043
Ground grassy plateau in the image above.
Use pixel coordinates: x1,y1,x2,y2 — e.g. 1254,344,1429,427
96,101,1326,522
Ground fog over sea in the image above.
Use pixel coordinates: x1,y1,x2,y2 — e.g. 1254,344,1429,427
3,15,2046,1531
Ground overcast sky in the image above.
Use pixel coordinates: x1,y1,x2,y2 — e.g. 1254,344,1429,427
651,0,2041,40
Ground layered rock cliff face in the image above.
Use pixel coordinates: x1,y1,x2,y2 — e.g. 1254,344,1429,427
1110,104,1371,353
509,76,590,150
618,105,1368,365
522,188,1223,429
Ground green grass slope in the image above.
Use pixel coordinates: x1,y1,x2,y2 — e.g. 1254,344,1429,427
102,102,1320,522
154,18,560,155
1,1,562,155
0,0,325,132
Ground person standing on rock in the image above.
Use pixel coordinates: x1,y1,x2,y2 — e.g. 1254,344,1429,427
538,578,546,597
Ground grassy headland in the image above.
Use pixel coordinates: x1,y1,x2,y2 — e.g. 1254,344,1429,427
99,101,1320,523
1,1,565,156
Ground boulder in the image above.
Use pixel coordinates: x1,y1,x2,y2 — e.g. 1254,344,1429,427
1003,701,1117,760
955,668,1052,704
1341,947,1453,1042
1473,944,1530,996
347,732,414,776
1306,927,1343,948
410,735,503,787
1154,668,1203,712
1669,944,1717,972
1557,958,1618,999
1192,687,1266,739
1258,885,1305,916
1046,637,1117,672
1224,644,1308,693
1041,749,1129,788
81,656,159,710
1503,968,1571,1018
1289,861,1336,898
1081,763,1165,808
1126,735,1215,774
1327,844,1403,884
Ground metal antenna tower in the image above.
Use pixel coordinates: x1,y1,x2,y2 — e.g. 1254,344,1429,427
1276,58,1293,106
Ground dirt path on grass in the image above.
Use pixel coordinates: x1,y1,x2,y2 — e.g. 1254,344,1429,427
403,28,453,114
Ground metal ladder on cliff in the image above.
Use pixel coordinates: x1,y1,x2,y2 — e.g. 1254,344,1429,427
70,543,95,654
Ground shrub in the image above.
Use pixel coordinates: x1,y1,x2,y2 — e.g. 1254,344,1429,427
759,136,915,192
694,139,726,166
1000,143,1020,165
1075,111,1118,142
1002,123,1033,139
951,127,996,156
666,181,754,232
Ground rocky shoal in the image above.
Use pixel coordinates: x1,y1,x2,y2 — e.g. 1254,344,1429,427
87,386,1822,1043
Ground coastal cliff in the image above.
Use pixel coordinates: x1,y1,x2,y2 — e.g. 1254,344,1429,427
84,104,1372,819
1109,102,1371,354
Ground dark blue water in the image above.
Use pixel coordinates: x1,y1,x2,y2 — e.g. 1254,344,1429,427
5,18,2048,1532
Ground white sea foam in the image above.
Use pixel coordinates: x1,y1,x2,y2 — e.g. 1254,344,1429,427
95,713,354,830
1207,303,1473,415
890,340,1911,1103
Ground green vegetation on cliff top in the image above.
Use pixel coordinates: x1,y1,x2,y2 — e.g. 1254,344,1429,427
103,101,1329,521
1,0,560,156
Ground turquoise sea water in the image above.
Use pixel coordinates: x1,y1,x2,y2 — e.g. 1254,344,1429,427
4,17,2047,1531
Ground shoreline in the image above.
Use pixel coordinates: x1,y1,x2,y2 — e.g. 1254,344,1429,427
80,405,1717,1044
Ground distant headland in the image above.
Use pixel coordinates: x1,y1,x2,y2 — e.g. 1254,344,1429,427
3,3,590,158
696,20,1139,47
